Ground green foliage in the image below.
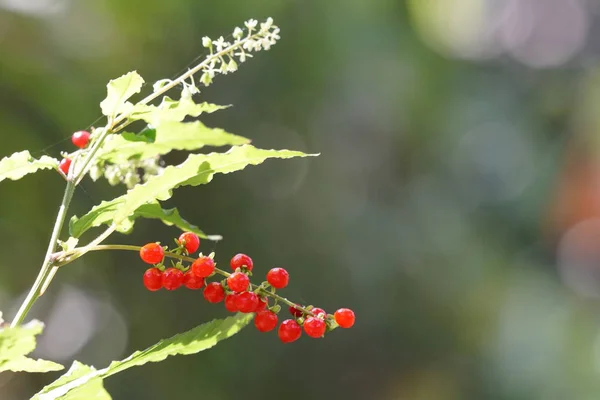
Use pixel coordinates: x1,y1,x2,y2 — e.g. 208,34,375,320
0,316,63,373
0,151,58,183
71,145,314,237
33,361,111,400
34,314,252,400
99,71,145,119
96,121,249,164
129,95,229,126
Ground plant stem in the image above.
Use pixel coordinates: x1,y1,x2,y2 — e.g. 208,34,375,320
53,244,316,317
10,181,76,327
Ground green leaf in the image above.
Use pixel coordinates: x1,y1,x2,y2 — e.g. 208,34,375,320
133,202,222,241
0,319,64,373
96,121,249,164
34,314,252,400
129,95,229,127
99,71,145,119
33,361,111,400
71,145,315,237
0,357,64,373
0,151,58,183
69,200,222,241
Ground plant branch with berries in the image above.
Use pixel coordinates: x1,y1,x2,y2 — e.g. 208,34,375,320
0,18,354,399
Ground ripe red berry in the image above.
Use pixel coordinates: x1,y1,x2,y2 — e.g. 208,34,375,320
255,297,268,312
191,257,215,278
162,268,184,291
59,158,72,175
303,316,326,338
311,307,326,318
143,268,163,291
227,271,249,293
289,305,304,318
278,319,302,343
234,291,259,313
254,311,278,332
183,271,205,290
224,294,239,312
139,243,164,264
71,130,91,148
203,282,225,303
334,308,355,328
178,232,200,254
230,253,253,271
266,267,289,289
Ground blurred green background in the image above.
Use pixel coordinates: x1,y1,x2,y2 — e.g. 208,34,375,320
4,0,600,399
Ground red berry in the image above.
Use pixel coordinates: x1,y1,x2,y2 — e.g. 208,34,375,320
230,253,253,271
334,308,355,328
227,272,249,293
139,243,164,264
289,305,304,318
162,268,184,291
278,319,302,343
255,297,268,312
71,130,91,148
143,268,162,291
224,294,239,312
254,311,278,332
234,291,259,313
178,232,200,254
311,307,326,318
183,271,205,290
266,267,289,289
191,257,215,278
203,282,225,303
59,158,72,175
303,316,326,338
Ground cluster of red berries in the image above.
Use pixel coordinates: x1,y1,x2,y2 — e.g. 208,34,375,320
139,232,356,343
59,130,91,175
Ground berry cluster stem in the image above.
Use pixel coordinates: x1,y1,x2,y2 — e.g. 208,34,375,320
53,244,316,317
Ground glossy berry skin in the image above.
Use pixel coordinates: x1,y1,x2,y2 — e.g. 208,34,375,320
254,311,278,332
303,316,326,338
139,243,164,264
311,307,326,318
266,267,289,289
224,294,239,312
278,319,302,343
71,130,91,148
230,253,253,271
203,282,225,303
289,305,304,318
255,297,268,312
59,158,72,175
234,291,259,313
334,308,355,328
183,271,204,290
162,268,184,291
178,232,200,254
143,268,163,291
227,271,250,293
191,257,215,278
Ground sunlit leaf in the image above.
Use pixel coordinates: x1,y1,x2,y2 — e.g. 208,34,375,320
72,145,314,237
96,121,249,164
129,95,229,127
35,314,252,400
0,319,64,373
33,361,111,400
0,151,58,183
99,71,145,119
69,200,221,241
